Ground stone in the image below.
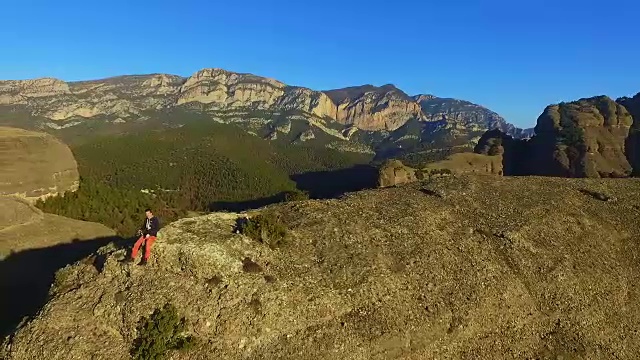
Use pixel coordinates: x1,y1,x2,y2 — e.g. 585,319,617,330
378,159,417,187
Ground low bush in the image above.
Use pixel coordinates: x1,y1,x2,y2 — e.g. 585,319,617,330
282,189,310,202
130,303,195,360
238,213,288,248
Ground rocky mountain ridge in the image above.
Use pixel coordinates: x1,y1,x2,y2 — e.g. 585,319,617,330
0,68,529,157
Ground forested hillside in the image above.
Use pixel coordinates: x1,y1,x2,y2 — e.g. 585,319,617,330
37,121,373,235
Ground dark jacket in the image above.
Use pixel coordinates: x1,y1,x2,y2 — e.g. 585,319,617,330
140,216,161,237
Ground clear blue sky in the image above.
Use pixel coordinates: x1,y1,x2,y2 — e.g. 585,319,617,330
1,0,639,127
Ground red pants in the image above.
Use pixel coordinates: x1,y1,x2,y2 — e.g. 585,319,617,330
131,236,157,260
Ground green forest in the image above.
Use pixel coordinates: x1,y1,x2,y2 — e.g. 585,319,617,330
37,121,373,235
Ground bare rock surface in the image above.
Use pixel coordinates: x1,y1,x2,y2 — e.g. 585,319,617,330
4,175,640,359
0,127,78,201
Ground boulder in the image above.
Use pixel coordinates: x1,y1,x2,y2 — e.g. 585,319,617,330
377,159,417,187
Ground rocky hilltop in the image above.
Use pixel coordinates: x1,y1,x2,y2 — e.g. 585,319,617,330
4,175,640,359
473,94,640,178
0,126,79,201
0,69,529,156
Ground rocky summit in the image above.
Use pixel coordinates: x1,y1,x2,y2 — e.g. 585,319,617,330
4,175,640,359
0,68,529,157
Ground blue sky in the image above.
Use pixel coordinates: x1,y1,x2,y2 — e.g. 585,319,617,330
1,0,639,127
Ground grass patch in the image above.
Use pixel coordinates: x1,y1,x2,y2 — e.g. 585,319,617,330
131,303,196,360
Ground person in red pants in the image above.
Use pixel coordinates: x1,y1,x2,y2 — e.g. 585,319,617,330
126,208,160,265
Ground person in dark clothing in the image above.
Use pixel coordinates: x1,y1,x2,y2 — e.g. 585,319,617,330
128,208,161,265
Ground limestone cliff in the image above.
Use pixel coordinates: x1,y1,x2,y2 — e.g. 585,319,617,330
0,127,79,201
4,176,640,359
325,85,424,131
0,69,519,150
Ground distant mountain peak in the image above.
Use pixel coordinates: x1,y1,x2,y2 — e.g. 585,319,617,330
323,84,412,104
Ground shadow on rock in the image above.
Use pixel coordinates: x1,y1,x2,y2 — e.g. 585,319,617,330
0,235,131,338
291,165,379,199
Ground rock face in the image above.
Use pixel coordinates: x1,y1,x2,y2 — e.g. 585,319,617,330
532,97,633,177
377,159,417,187
0,127,79,201
475,128,530,175
476,95,640,177
325,85,424,131
4,175,640,359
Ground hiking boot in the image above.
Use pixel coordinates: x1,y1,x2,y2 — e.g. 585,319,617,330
138,258,148,266
121,257,135,264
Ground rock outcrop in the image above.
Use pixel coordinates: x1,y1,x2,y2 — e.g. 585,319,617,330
377,159,417,187
476,95,640,177
0,127,79,201
531,96,633,177
4,175,640,359
618,93,640,175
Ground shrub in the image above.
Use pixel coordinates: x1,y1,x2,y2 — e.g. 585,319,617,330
283,189,310,202
239,213,288,248
130,303,195,360
558,118,585,149
51,266,75,295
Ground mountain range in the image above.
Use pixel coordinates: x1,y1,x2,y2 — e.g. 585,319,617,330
0,68,532,159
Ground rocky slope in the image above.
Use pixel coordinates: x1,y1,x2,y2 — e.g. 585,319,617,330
0,126,79,201
0,196,115,256
0,69,528,157
0,130,117,337
0,196,117,336
474,94,640,177
4,175,640,359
